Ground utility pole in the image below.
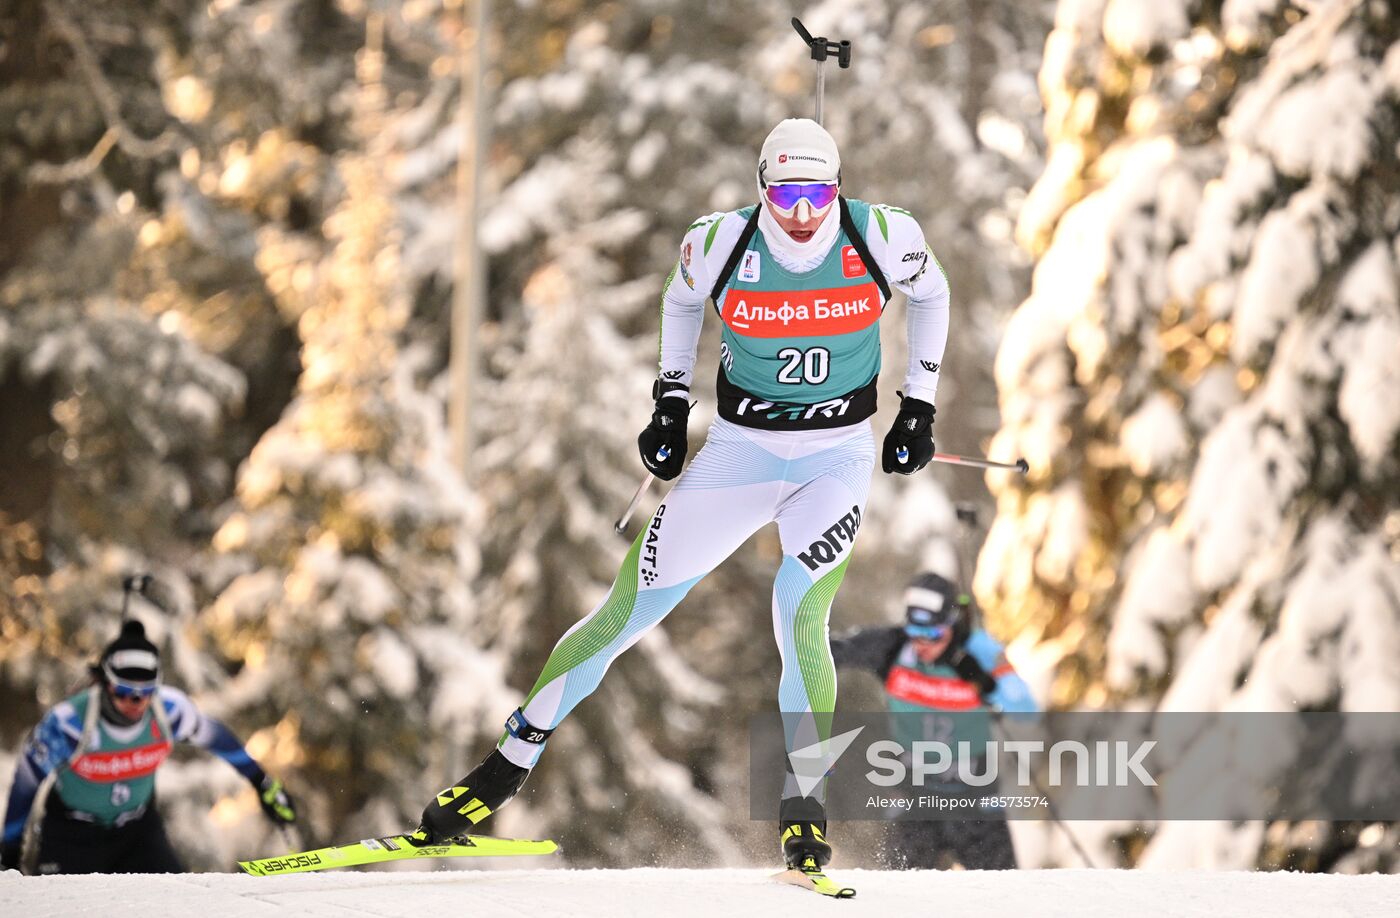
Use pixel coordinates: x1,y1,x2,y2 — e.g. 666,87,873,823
450,0,489,477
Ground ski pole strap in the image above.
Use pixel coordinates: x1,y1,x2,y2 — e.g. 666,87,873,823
652,378,689,400
838,197,891,304
708,207,761,304
504,709,553,745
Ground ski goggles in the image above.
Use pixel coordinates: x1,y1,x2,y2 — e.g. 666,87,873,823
905,604,960,640
103,662,159,699
763,181,839,215
108,679,158,701
904,622,950,641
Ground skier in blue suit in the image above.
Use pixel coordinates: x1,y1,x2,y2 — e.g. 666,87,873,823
831,572,1037,869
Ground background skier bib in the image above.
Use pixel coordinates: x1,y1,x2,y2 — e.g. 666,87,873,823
883,647,994,754
54,690,172,825
715,199,884,429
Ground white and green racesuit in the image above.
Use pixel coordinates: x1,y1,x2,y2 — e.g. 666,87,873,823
499,198,950,789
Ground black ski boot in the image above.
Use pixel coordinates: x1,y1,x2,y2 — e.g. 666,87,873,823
410,749,531,846
779,797,832,869
776,796,854,897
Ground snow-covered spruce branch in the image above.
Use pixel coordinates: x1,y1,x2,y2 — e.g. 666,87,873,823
42,0,186,161
27,127,118,184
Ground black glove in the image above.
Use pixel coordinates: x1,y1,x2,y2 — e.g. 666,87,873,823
1,840,20,872
257,775,297,825
950,648,999,698
881,394,935,474
637,395,689,481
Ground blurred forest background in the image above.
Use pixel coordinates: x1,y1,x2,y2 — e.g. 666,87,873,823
1,0,1396,874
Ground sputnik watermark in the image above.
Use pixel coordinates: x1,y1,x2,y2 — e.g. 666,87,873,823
755,712,1400,821
867,740,1157,788
870,794,1048,812
787,727,866,797
788,735,1156,798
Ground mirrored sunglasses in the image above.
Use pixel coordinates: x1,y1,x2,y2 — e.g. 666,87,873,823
905,624,950,641
109,679,157,700
764,182,839,214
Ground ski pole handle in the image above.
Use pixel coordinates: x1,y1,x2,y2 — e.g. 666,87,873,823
792,18,852,125
791,17,815,48
122,574,152,594
614,447,668,536
791,18,852,67
119,572,152,620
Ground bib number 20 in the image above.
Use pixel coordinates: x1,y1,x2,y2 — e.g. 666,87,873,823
776,347,830,385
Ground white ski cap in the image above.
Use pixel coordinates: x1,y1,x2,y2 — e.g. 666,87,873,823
758,118,840,185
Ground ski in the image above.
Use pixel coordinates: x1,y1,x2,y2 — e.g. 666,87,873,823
772,864,857,899
238,833,558,876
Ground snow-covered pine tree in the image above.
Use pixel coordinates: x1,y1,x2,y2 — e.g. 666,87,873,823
982,0,1399,870
0,0,461,866
0,0,252,734
201,14,520,863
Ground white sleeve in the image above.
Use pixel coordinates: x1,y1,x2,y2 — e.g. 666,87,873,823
157,686,206,743
867,205,950,406
657,211,747,400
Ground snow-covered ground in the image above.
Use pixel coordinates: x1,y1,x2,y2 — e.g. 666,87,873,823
4,867,1397,917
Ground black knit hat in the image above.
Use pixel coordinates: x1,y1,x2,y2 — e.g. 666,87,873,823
903,572,969,640
100,620,161,687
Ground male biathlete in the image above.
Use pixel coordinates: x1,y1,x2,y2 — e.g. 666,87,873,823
412,118,951,885
2,620,296,874
832,572,1038,869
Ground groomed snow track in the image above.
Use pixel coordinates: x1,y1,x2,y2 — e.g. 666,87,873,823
4,867,1398,917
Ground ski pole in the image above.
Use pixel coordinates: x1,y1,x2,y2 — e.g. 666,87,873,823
791,18,851,126
613,446,669,534
955,514,1092,866
71,573,158,695
897,446,1030,473
990,713,1097,868
953,502,980,609
119,573,153,621
278,822,304,855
